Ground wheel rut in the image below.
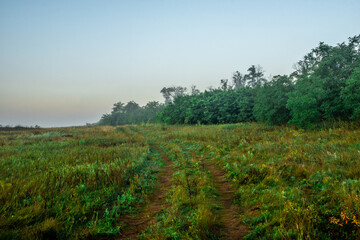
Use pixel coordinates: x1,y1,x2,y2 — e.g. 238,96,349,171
183,146,249,239
203,161,249,240
117,145,173,239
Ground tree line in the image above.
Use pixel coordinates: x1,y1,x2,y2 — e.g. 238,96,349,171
99,101,163,125
99,35,360,128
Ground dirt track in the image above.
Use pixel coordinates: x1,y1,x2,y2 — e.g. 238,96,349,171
117,146,173,239
204,162,249,240
117,143,248,239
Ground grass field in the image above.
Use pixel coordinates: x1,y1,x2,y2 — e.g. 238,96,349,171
1,123,360,239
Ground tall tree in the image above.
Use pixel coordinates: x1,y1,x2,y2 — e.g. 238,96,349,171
160,86,187,104
190,85,200,95
124,101,140,113
111,101,125,114
244,65,266,87
220,79,231,91
174,86,187,98
232,71,246,89
287,35,360,127
160,87,176,105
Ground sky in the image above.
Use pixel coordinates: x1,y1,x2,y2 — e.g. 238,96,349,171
0,0,359,127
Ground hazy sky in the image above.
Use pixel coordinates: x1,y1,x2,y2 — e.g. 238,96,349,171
1,0,359,127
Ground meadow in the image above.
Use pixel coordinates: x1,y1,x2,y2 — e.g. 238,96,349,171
1,123,360,239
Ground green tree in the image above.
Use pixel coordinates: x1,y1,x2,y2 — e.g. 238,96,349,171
287,35,360,127
254,75,293,125
190,85,200,95
244,65,266,87
287,75,324,128
232,71,246,89
124,101,140,113
160,86,187,105
160,88,255,125
220,79,231,91
111,101,125,114
341,67,360,120
160,87,175,105
144,101,164,123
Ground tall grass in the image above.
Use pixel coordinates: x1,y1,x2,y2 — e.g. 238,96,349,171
160,123,360,239
2,123,360,239
0,126,162,239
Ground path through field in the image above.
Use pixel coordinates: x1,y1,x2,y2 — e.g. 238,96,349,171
183,144,249,240
204,161,249,240
117,146,173,239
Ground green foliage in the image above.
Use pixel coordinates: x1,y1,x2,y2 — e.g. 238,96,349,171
157,35,360,128
254,75,293,125
341,67,360,120
160,88,255,125
98,35,360,128
287,35,360,128
99,101,164,126
244,65,267,88
287,75,323,128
